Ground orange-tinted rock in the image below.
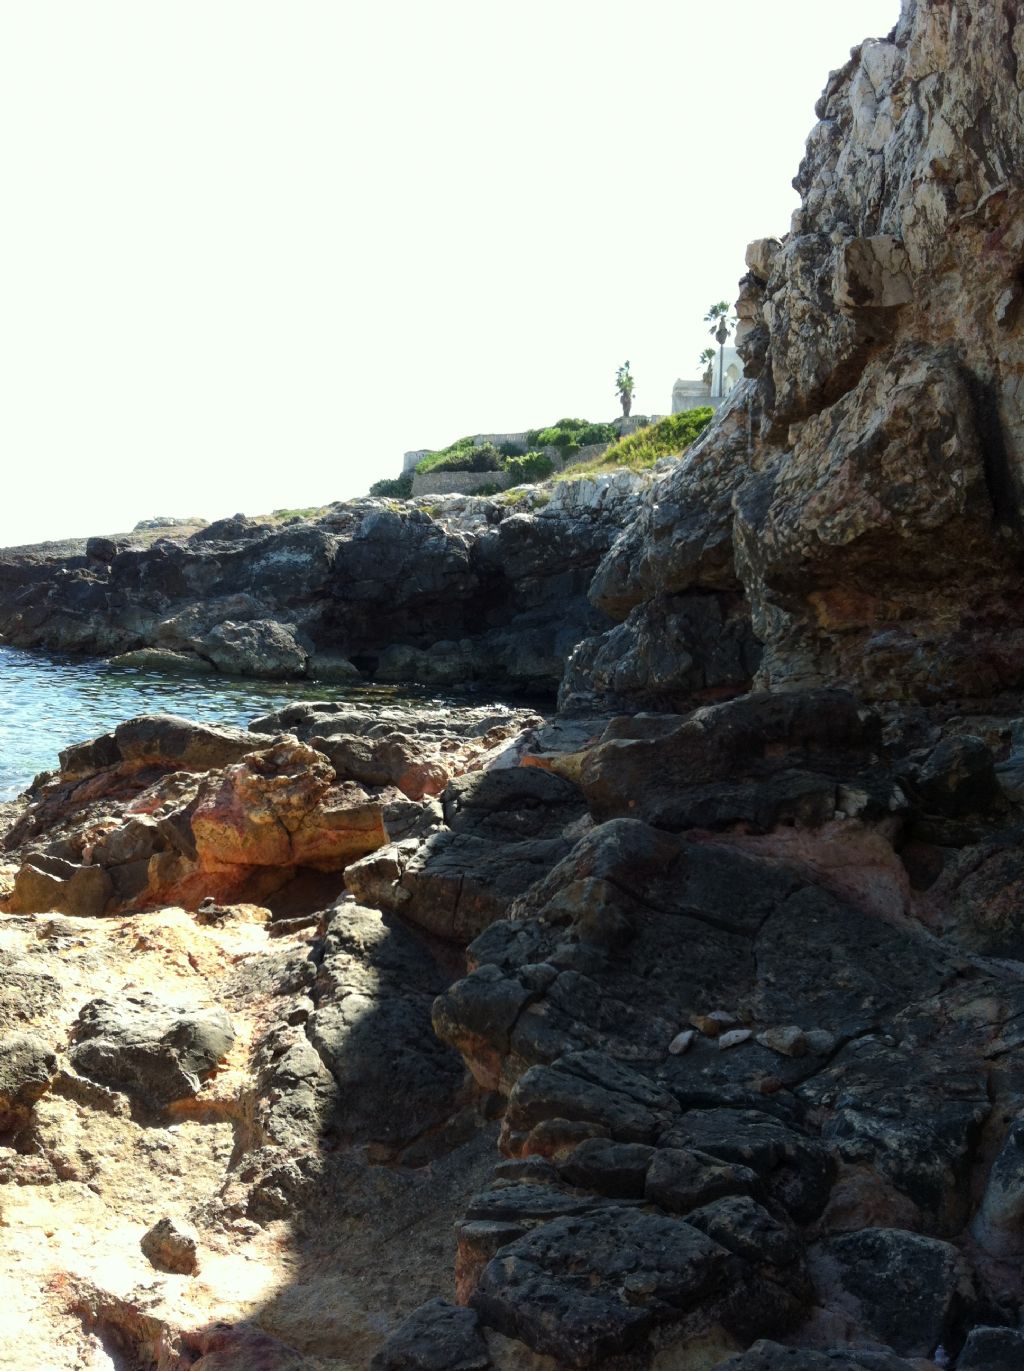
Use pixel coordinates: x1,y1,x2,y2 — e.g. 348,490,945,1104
191,739,335,869
291,785,389,869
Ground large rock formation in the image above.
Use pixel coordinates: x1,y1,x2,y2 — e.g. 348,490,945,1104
0,477,652,695
565,0,1024,714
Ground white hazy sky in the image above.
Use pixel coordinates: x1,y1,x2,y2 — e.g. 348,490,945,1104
0,0,899,546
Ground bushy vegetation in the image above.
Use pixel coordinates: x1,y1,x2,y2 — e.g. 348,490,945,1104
524,417,617,456
369,473,413,499
414,438,505,474
557,408,714,478
504,450,555,484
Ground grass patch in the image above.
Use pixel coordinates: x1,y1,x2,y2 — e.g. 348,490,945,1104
499,486,550,508
555,408,715,479
266,504,332,522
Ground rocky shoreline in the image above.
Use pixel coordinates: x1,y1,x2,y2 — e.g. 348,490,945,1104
4,1,1024,1367
0,474,656,700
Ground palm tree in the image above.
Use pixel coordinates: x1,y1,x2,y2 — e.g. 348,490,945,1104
704,301,737,398
698,347,716,388
615,361,635,418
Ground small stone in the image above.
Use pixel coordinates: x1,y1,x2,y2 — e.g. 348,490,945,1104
756,1076,784,1095
668,1029,694,1056
756,1025,808,1058
690,1010,738,1038
140,1216,200,1274
804,1028,837,1055
718,1028,753,1051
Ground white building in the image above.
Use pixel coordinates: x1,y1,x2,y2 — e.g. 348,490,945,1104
671,344,742,414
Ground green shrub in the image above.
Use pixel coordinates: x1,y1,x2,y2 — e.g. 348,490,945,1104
530,418,617,455
498,439,526,457
369,472,413,498
431,442,503,473
504,450,555,484
414,437,476,474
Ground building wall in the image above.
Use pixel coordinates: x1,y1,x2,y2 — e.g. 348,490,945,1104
709,345,742,399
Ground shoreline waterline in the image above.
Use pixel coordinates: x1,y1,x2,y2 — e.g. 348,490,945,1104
0,645,538,799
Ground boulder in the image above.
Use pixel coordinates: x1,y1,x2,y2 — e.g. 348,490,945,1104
0,1032,58,1128
810,1228,977,1359
470,1205,802,1368
190,738,384,871
201,619,309,678
575,688,882,831
971,1116,1024,1257
958,1327,1024,1371
344,831,570,944
313,733,450,801
370,1299,491,1371
107,648,214,674
710,1344,916,1371
8,855,113,917
69,992,235,1106
112,714,258,773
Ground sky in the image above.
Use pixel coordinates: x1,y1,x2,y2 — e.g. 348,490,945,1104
0,0,899,546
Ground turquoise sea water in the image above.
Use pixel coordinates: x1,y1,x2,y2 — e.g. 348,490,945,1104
0,646,487,800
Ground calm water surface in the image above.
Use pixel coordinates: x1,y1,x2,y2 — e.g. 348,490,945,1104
0,646,498,800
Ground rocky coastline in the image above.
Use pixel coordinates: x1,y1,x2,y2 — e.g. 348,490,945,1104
4,2,1024,1368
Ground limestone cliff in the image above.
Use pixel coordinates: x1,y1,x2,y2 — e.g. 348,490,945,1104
571,0,1024,711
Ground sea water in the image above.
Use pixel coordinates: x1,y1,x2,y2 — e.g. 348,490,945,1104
0,645,488,800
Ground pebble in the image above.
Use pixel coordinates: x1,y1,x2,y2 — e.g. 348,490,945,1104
756,1025,808,1058
717,1028,752,1051
804,1028,838,1055
690,1010,738,1038
668,1029,694,1056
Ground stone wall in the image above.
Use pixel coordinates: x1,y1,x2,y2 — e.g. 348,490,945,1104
411,470,512,497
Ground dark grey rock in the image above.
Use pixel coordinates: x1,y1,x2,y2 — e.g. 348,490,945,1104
370,1298,492,1371
957,1326,1024,1370
471,1207,740,1366
0,1032,58,1124
813,1227,976,1358
577,689,882,832
709,1343,916,1371
907,735,1004,818
972,1115,1024,1256
558,1138,655,1199
659,1108,834,1224
645,1147,759,1215
345,831,571,943
112,714,259,772
685,1195,802,1268
504,1051,678,1148
798,1036,989,1231
442,767,584,842
69,992,235,1106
